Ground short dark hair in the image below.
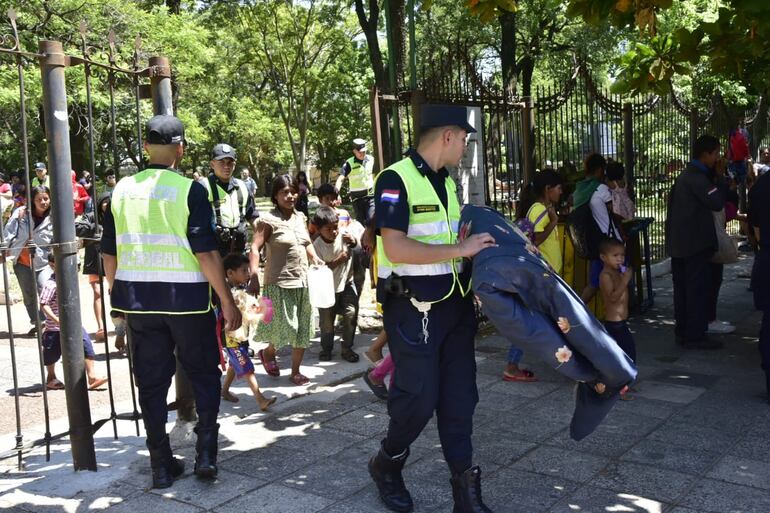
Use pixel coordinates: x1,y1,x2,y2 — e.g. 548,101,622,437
693,135,719,159
312,205,338,228
223,252,249,272
585,153,607,175
317,183,337,201
270,174,298,206
598,237,625,255
606,162,625,181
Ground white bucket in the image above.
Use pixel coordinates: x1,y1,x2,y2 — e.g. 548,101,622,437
307,265,335,308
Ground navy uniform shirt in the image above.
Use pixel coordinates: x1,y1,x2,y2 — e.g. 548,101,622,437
374,149,469,303
102,165,218,312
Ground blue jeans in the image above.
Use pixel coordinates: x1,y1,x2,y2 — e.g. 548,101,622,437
507,345,523,364
14,262,52,325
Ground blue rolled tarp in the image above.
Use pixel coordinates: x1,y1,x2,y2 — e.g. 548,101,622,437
460,205,637,440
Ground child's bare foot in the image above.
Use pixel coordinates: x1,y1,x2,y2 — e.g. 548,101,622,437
221,390,239,403
365,348,383,364
258,395,277,411
88,376,108,389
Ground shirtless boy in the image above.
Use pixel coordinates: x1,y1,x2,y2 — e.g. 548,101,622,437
598,238,637,366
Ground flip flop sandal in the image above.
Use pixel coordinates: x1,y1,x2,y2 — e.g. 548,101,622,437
46,379,65,390
502,369,537,382
258,349,280,377
290,373,310,386
88,377,108,390
341,350,360,363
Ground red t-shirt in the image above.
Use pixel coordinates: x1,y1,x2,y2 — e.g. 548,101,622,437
73,182,89,215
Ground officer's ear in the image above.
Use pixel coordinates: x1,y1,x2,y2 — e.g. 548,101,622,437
176,142,185,160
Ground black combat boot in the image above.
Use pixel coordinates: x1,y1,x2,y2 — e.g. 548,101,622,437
450,466,494,513
193,414,219,479
147,436,185,489
368,443,414,513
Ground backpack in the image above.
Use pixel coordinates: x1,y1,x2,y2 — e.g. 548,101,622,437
566,202,606,260
729,129,749,161
514,204,549,244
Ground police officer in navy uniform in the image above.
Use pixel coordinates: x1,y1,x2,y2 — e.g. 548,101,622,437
204,143,259,257
102,115,241,489
336,137,376,224
368,105,497,513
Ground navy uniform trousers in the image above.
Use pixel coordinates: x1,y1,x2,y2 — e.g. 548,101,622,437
127,311,221,446
383,291,478,467
752,248,770,390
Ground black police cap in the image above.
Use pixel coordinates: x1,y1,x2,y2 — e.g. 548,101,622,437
211,143,237,161
420,104,476,133
146,115,185,145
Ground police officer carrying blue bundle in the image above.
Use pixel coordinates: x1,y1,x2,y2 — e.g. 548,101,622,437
102,115,241,489
369,105,497,513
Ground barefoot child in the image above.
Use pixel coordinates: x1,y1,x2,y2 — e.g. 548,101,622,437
598,238,637,377
39,253,107,390
220,253,277,411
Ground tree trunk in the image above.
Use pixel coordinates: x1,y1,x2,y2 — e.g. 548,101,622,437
387,0,407,89
166,0,181,15
499,10,517,97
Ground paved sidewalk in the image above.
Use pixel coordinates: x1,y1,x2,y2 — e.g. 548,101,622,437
1,255,769,513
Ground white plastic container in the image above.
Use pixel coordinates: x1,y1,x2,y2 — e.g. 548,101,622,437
307,265,335,308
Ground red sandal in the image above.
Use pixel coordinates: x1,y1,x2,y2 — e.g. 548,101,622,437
502,369,537,382
258,349,280,377
290,373,310,386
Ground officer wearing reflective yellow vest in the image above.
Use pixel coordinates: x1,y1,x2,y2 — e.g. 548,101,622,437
368,105,497,513
102,115,241,490
202,143,258,257
336,138,376,224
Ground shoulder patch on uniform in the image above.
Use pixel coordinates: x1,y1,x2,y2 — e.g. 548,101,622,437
412,204,440,214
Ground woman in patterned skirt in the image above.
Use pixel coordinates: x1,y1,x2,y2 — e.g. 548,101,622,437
249,174,324,385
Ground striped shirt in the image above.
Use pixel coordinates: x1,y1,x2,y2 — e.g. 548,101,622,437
39,274,59,333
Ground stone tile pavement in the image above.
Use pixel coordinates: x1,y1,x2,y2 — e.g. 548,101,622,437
1,255,769,513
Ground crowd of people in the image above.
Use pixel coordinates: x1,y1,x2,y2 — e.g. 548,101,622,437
1,106,767,513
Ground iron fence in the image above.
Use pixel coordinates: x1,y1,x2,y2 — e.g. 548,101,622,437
0,8,186,470
373,48,761,263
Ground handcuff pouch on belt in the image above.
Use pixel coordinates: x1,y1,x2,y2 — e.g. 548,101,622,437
383,273,432,344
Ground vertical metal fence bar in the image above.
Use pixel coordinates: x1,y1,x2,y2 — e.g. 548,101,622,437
11,11,54,462
108,35,141,436
80,29,119,441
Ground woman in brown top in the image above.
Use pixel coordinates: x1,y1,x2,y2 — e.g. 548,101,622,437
249,174,324,385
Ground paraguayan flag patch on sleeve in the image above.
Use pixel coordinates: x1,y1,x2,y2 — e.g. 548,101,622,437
381,189,400,203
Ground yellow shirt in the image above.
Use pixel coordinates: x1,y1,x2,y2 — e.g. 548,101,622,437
528,202,562,275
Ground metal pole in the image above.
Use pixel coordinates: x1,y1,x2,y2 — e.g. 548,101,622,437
148,55,197,423
521,96,536,186
38,40,96,471
149,56,173,116
623,102,635,197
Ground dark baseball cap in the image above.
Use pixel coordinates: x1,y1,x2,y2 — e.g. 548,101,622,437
420,104,476,133
34,162,46,170
211,143,237,161
146,115,185,145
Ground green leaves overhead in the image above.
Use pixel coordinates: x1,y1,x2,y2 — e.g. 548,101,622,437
465,0,519,22
565,0,770,96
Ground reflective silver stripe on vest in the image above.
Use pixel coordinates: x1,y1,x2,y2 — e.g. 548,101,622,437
377,261,463,279
115,269,207,283
116,233,192,250
405,220,461,238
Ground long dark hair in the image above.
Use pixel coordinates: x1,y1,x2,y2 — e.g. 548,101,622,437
516,169,562,220
30,185,51,220
270,173,298,206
